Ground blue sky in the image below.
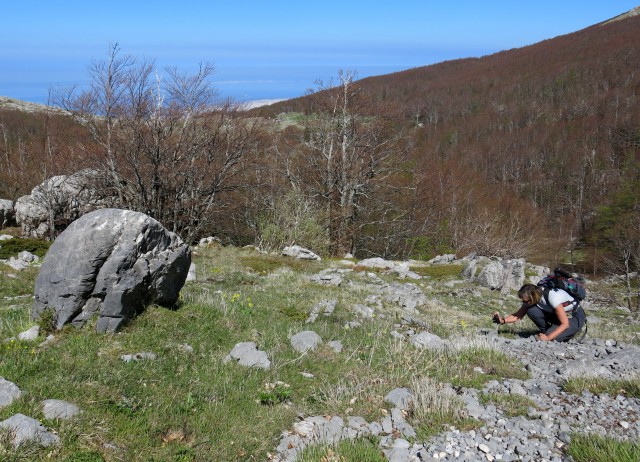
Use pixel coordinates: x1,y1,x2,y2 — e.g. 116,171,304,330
1,1,638,104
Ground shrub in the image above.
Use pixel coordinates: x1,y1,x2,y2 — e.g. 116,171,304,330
256,189,329,256
0,237,50,259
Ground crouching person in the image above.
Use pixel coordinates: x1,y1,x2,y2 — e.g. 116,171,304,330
492,284,586,342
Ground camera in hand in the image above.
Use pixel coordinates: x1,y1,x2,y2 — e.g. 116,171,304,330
492,314,501,324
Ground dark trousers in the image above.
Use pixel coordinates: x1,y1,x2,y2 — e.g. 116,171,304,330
526,305,586,342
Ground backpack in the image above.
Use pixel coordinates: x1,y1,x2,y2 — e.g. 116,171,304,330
537,267,587,306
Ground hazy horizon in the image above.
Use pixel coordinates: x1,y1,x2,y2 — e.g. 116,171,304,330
2,1,638,106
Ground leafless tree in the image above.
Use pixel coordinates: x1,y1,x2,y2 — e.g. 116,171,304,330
301,70,405,255
55,44,263,242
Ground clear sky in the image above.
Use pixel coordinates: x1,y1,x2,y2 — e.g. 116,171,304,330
1,1,638,105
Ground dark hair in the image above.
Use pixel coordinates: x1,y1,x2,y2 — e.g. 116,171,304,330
517,284,542,305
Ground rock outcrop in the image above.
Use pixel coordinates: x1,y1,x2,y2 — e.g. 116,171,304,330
15,170,108,238
32,208,191,333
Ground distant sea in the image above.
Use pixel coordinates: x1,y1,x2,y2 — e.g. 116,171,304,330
0,63,416,108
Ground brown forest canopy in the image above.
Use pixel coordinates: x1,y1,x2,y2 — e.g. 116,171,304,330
1,14,639,275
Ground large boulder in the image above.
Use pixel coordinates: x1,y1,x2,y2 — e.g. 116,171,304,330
32,208,191,333
15,170,108,238
475,258,525,292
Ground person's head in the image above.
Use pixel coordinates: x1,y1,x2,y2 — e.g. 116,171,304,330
518,284,542,305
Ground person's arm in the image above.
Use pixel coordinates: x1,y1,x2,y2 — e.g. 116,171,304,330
538,305,570,341
494,304,529,325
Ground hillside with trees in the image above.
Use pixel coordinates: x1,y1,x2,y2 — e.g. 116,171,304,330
256,12,640,274
1,12,639,279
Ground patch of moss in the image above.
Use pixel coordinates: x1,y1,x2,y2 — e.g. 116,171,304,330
0,237,50,259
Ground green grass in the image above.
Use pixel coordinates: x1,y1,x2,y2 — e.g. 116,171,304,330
298,437,385,461
0,237,51,259
563,376,640,398
478,392,538,417
0,266,38,298
0,244,638,461
408,264,464,279
566,433,640,462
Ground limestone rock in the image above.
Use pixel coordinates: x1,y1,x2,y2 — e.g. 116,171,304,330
290,330,322,353
32,208,191,333
0,378,22,409
224,342,271,369
282,245,321,260
42,399,81,420
15,170,108,238
0,413,60,447
0,199,15,227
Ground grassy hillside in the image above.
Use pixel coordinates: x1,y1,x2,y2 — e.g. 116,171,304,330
1,243,639,461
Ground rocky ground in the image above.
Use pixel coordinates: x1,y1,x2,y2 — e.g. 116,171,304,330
270,330,640,462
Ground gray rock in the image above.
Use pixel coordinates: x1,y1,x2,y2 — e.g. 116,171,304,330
0,199,15,227
290,330,322,353
384,387,415,411
0,413,60,447
327,340,343,353
6,252,39,270
427,254,457,265
382,282,427,312
306,299,337,323
476,259,525,292
309,269,345,286
198,236,222,246
32,208,191,333
353,303,376,319
358,257,393,269
42,399,81,420
121,352,157,362
15,170,108,238
17,325,40,341
282,245,321,260
410,331,445,350
0,378,22,408
186,263,197,282
224,342,271,369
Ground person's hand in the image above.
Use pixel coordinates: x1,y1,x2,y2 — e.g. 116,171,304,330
492,312,503,324
537,333,550,341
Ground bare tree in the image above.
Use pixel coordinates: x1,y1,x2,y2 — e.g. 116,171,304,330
301,70,405,255
55,44,263,242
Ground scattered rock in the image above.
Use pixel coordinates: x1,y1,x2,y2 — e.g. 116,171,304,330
0,199,15,227
306,299,337,323
0,378,22,408
17,325,40,341
42,399,81,420
5,251,39,271
282,245,321,260
309,268,346,286
290,331,322,353
384,388,415,411
0,413,60,447
224,342,271,369
198,236,222,247
409,331,445,350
